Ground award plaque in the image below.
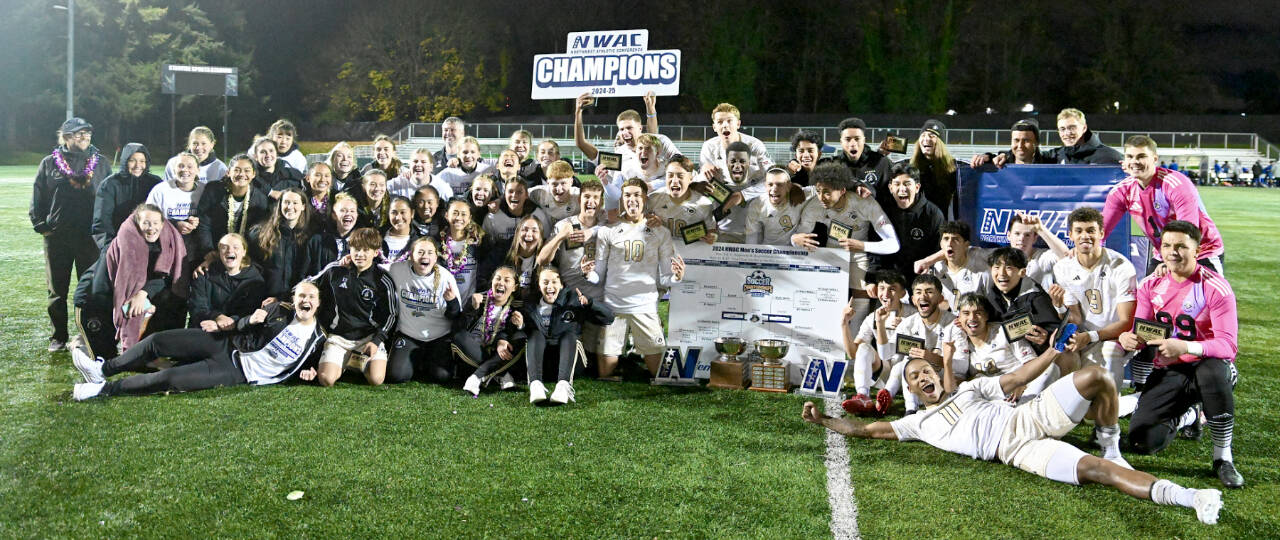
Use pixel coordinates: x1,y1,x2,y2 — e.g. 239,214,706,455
344,351,370,371
828,220,854,241
598,151,622,171
705,179,732,205
1134,317,1173,343
749,339,790,393
565,221,584,250
1001,311,1034,342
895,335,926,356
680,222,708,245
880,135,907,154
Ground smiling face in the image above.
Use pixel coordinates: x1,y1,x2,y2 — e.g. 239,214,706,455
1160,230,1200,277
333,199,359,234
292,282,320,323
815,182,845,210
363,174,387,203
373,140,395,167
332,146,355,174
538,268,563,304
255,141,278,170
765,171,791,206
504,181,528,209
839,128,866,160
446,201,472,232
726,151,751,183
307,165,333,195
637,143,659,173
1057,117,1086,147
579,188,602,218
279,191,304,224
616,119,642,147
350,246,377,272
917,131,940,158
1011,130,1038,163
1069,219,1103,258
188,134,212,161
126,152,147,177
990,261,1024,293
414,190,439,222
442,121,461,148
135,210,164,243
957,302,989,338
912,283,942,318
889,174,919,209
509,135,531,160
218,235,248,270
459,142,481,169
388,199,412,233
490,268,517,302
1123,144,1159,183
1006,220,1039,253
537,142,559,168
794,140,820,170
516,218,541,249
410,153,433,181
174,155,198,190
273,131,294,154
229,158,255,191
713,112,740,143
66,129,92,152
498,150,520,178
665,163,692,198
411,239,438,274
621,185,646,220
470,178,494,205
548,175,573,203
877,282,904,307
905,358,945,405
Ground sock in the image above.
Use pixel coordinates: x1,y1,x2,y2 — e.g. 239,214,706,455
1176,407,1199,430
1208,412,1234,462
1097,425,1122,459
1130,354,1153,387
853,344,875,396
1150,479,1197,508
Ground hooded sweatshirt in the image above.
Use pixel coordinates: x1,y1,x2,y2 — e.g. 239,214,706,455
870,193,946,281
93,143,162,248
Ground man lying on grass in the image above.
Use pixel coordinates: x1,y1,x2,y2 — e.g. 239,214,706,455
801,333,1224,524
71,281,325,400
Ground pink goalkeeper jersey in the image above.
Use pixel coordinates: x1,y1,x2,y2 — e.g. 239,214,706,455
1134,266,1238,367
1103,168,1224,259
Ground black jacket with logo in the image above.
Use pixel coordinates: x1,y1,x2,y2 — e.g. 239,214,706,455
31,144,111,235
312,262,398,347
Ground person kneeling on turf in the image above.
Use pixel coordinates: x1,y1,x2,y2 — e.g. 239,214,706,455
71,281,325,399
311,227,399,387
523,266,614,404
801,337,1224,525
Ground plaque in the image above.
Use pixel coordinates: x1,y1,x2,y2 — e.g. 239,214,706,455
344,351,370,371
880,135,907,154
828,220,854,241
1002,311,1034,342
895,335,926,356
1134,317,1173,343
749,362,789,393
598,151,622,171
680,222,708,244
705,179,731,205
565,221,584,250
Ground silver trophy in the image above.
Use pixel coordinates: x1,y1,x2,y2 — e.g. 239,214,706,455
714,337,746,363
750,339,790,392
754,339,789,365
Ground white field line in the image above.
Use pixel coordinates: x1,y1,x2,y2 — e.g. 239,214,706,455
824,397,861,540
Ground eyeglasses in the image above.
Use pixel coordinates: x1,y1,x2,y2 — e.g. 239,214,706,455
71,131,93,139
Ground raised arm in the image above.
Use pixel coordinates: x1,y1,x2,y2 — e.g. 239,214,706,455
998,338,1061,395
573,93,599,162
643,91,658,135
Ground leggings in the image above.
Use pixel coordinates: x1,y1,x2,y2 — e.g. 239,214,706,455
1128,358,1236,454
453,331,519,380
525,330,579,383
100,328,247,396
387,335,454,383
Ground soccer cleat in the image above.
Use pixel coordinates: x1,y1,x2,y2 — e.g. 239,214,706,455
1179,404,1203,440
1213,459,1244,489
550,380,574,404
71,346,105,384
529,380,548,403
48,339,66,352
498,372,517,390
841,394,878,417
463,375,482,397
1192,488,1222,525
874,388,892,416
73,382,104,401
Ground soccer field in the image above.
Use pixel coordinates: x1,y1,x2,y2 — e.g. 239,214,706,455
2,166,1277,538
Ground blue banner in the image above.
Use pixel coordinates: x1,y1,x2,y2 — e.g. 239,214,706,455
957,165,1147,274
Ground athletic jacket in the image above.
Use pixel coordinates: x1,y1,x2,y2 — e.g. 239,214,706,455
188,262,268,325
93,143,162,248
452,298,525,348
1045,131,1123,165
817,149,893,209
300,227,355,278
30,144,111,235
312,262,398,347
870,195,945,280
254,162,304,193
249,222,310,298
521,289,614,346
193,178,274,255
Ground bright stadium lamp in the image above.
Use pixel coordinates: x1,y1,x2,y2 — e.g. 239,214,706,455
946,109,957,116
1021,103,1034,113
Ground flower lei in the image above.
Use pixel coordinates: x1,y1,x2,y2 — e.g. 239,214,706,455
227,182,253,235
310,194,328,216
479,290,511,345
52,149,99,188
441,233,473,275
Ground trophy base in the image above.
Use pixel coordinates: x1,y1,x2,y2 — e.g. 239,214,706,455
749,362,789,393
651,378,700,387
708,360,750,390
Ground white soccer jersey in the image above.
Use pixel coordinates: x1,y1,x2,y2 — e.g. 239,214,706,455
1052,248,1137,332
890,376,1015,461
435,162,495,195
1025,248,1060,289
551,216,604,300
591,220,678,314
932,246,992,308
146,181,205,222
388,261,459,342
600,169,664,212
699,133,774,185
715,176,766,243
647,189,717,241
854,303,918,344
879,310,956,364
943,325,1036,378
528,185,580,224
611,134,679,173
812,192,893,246
744,194,823,246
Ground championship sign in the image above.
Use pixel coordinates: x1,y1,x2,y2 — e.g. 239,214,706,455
667,243,848,383
532,29,681,100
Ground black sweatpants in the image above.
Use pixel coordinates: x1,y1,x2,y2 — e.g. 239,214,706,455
387,335,454,383
44,229,99,342
75,300,119,360
525,331,578,383
100,328,247,396
453,331,518,380
1128,358,1236,454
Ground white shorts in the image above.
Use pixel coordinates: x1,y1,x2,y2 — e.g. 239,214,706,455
997,375,1090,483
320,334,388,370
600,312,666,356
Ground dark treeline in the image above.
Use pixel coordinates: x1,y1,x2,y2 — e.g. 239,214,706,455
4,0,1278,157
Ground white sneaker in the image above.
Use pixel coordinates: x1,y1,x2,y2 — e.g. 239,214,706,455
498,372,516,390
1193,488,1222,525
463,375,482,396
550,380,574,404
529,380,548,403
73,382,104,401
1118,392,1141,417
1105,455,1133,470
71,345,105,384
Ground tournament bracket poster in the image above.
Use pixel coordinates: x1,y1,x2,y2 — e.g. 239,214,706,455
668,243,848,382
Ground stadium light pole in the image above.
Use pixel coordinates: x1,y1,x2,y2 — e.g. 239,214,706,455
53,1,74,121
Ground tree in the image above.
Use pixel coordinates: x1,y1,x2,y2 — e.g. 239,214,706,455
845,0,961,114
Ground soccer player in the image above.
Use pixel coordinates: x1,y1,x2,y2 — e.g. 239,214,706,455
94,143,160,249
1047,108,1123,165
188,233,267,332
539,180,608,362
573,91,676,173
784,129,824,187
970,118,1055,168
645,156,718,244
940,293,1067,402
699,103,775,185
801,355,1224,524
164,126,227,186
386,236,461,384
193,153,272,257
71,281,326,400
817,117,892,209
1103,135,1225,274
1004,213,1065,289
981,247,1061,351
301,192,360,277
926,221,990,309
310,227,399,387
707,141,766,243
841,270,915,415
869,163,945,283
455,266,525,395
528,161,581,224
1119,221,1242,489
1054,207,1137,388
483,177,551,252
873,274,956,415
522,266,614,404
745,167,822,246
597,134,670,214
436,136,496,196
388,148,453,201
584,178,685,379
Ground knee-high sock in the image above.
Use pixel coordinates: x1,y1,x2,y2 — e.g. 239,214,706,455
852,343,877,396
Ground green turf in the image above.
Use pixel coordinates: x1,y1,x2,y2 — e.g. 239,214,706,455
1,179,1277,537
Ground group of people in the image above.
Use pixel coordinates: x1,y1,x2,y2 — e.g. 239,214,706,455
34,97,1240,523
1206,158,1275,187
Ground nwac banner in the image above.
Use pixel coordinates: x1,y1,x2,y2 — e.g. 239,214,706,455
957,164,1147,275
